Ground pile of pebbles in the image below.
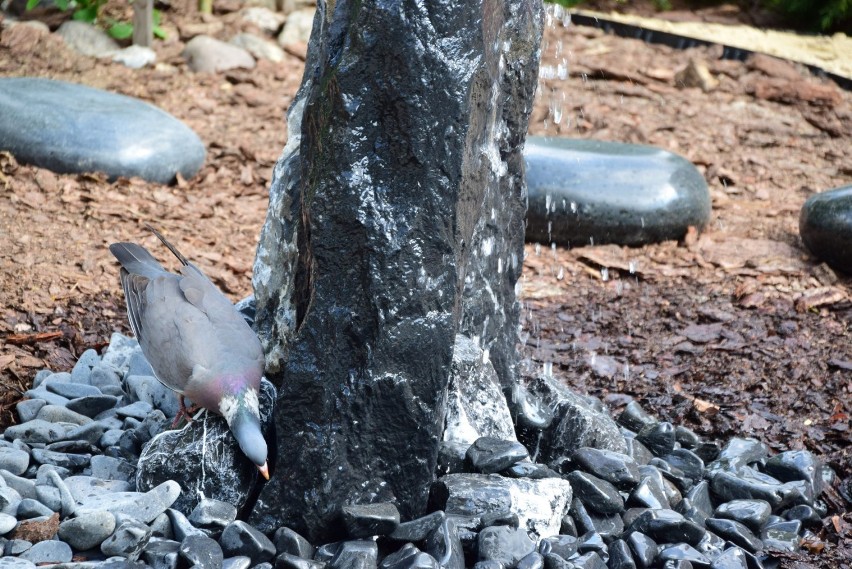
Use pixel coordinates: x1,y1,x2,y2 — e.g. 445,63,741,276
0,332,833,569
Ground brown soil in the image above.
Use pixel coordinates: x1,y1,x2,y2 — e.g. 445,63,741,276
0,2,850,566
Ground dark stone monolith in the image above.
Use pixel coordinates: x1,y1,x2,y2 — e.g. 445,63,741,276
250,0,543,541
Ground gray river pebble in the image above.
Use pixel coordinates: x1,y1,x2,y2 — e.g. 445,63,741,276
0,558,36,569
19,540,72,563
59,510,117,551
35,405,92,426
101,518,152,560
0,447,29,476
16,498,53,519
45,381,102,399
15,401,45,424
4,421,66,445
76,480,180,523
0,511,17,533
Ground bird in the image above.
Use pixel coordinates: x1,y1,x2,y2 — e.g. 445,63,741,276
109,226,269,480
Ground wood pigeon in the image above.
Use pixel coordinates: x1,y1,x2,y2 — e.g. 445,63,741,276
109,227,269,480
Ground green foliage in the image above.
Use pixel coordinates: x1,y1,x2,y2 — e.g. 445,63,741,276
107,20,133,39
763,0,851,31
547,0,585,8
25,0,167,40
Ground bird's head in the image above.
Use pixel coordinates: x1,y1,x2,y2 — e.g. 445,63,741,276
218,387,269,480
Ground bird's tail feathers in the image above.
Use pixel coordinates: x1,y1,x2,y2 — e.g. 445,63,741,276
146,224,190,267
109,242,164,278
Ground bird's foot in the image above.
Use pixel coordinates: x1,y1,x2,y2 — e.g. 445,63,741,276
170,397,201,428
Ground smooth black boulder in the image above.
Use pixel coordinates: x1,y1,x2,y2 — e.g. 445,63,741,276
249,0,543,541
799,184,852,273
0,78,205,184
524,137,711,247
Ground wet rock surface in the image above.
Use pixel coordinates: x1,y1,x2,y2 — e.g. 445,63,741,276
249,0,543,542
799,184,852,274
0,78,206,184
524,136,711,247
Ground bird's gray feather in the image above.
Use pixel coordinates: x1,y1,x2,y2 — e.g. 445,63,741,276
109,238,264,404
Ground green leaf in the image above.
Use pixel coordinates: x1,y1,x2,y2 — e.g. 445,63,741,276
26,0,41,11
54,0,69,10
108,21,134,39
152,8,161,25
72,4,98,22
153,26,167,39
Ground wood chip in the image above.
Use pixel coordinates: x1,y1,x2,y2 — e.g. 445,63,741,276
5,331,63,345
795,287,848,313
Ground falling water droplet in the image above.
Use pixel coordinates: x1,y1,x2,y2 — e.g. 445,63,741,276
601,267,609,281
557,267,564,280
543,361,553,377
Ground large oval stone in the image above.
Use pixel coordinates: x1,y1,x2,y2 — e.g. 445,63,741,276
799,185,852,273
524,136,710,247
0,78,205,183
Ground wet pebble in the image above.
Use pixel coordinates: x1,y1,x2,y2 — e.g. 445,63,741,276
705,518,762,553
572,447,640,490
626,509,705,546
714,500,771,533
466,436,529,474
761,520,801,551
607,539,636,569
477,525,536,567
636,422,676,458
273,526,314,558
656,543,709,567
189,498,238,532
181,534,224,568
327,540,377,569
219,520,275,563
708,546,748,569
341,502,400,538
566,471,623,514
516,551,544,569
389,511,445,542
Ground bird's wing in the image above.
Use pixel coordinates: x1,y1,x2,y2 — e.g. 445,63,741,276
110,242,167,349
118,269,149,345
177,266,265,383
136,273,210,393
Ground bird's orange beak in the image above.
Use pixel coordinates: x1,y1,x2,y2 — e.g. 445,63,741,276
258,461,270,480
